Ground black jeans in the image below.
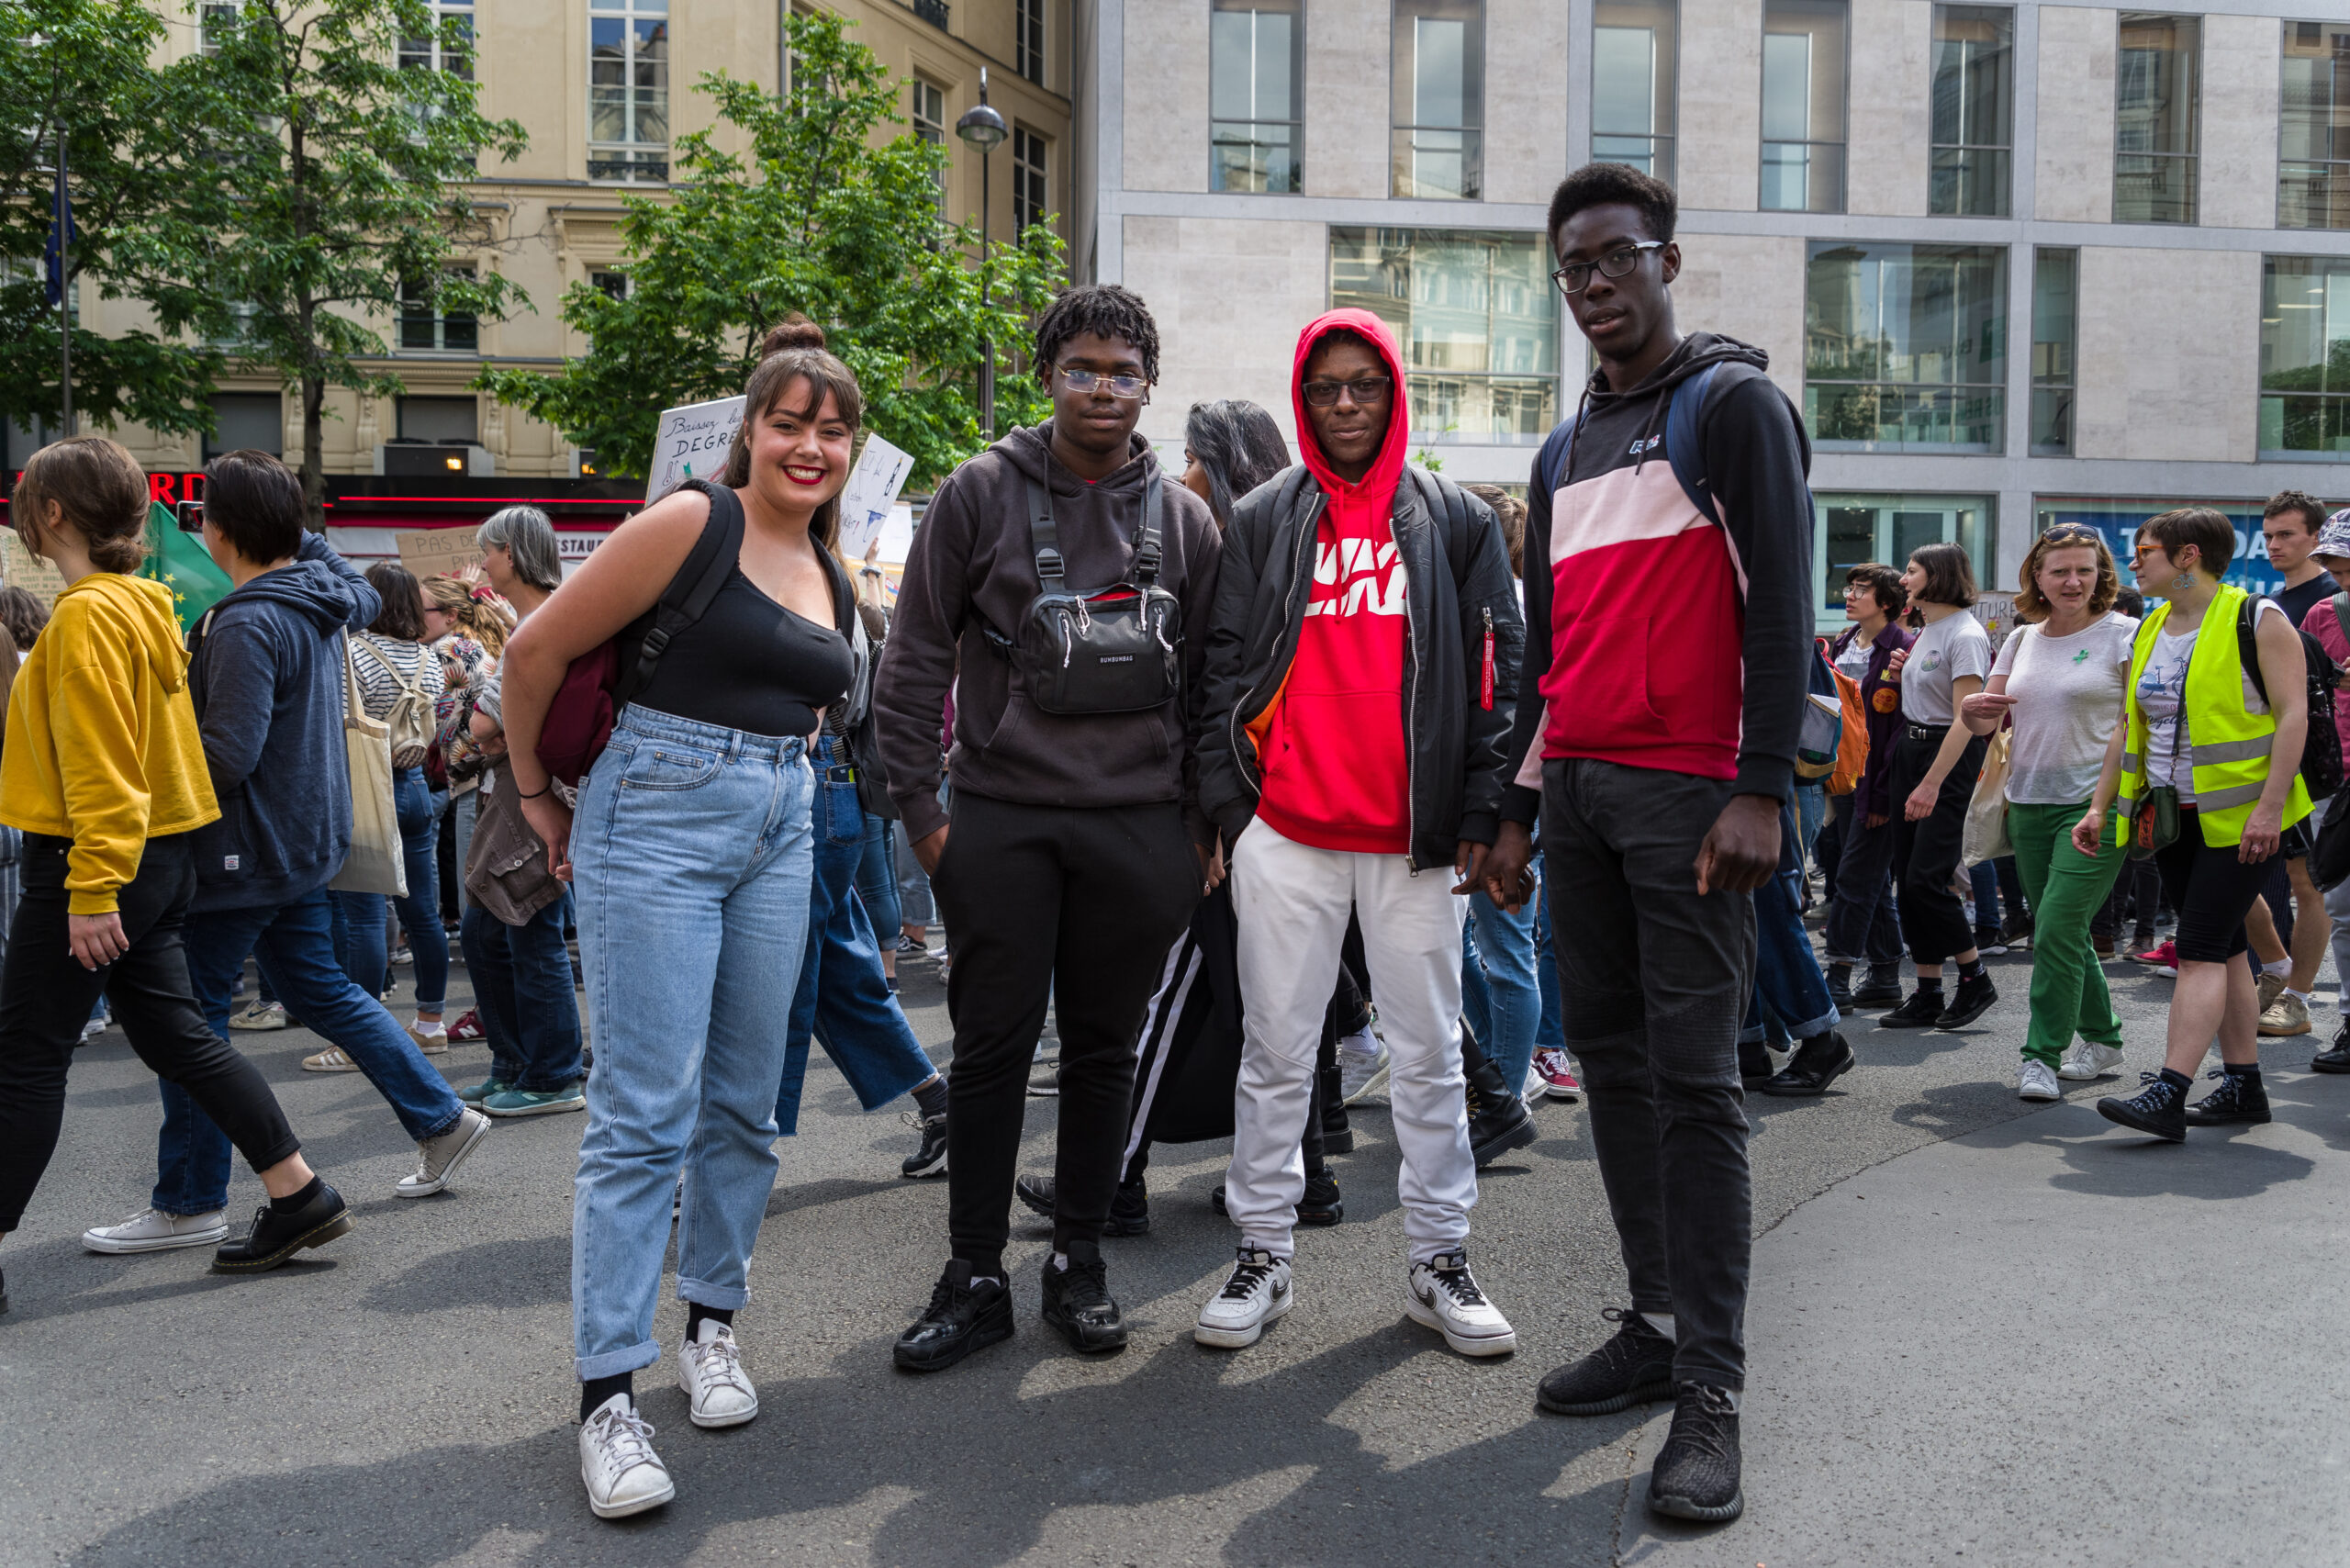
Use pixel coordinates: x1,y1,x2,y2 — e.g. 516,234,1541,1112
931,791,1200,1274
0,833,300,1231
2095,854,2163,944
1539,758,1754,1392
1821,791,1904,965
2152,809,2272,963
1888,731,1988,965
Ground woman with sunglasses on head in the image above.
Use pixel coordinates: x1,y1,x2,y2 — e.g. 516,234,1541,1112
1960,527,2138,1101
489,319,857,1518
2077,509,2311,1142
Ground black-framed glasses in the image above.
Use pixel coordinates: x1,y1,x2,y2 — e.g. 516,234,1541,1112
1057,365,1148,399
1550,241,1664,296
1301,375,1393,408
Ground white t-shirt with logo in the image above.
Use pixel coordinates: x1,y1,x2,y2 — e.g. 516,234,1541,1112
2137,599,2283,803
1899,610,1996,726
1990,612,2139,803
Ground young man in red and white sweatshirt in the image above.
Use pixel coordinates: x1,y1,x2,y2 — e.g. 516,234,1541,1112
1480,164,1815,1526
1192,309,1526,1357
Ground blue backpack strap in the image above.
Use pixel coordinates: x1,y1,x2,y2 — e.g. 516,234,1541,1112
1664,363,1723,524
1533,414,1580,499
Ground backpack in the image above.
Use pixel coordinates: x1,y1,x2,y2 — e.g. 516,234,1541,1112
353,637,433,770
2235,596,2344,801
1795,639,1844,781
1533,361,1811,526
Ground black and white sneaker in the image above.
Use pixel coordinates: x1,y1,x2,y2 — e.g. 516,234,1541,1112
1404,1249,1516,1357
1195,1248,1292,1349
1039,1239,1127,1354
1648,1383,1743,1522
893,1260,1014,1372
900,1110,948,1178
2183,1069,2271,1126
1536,1306,1676,1416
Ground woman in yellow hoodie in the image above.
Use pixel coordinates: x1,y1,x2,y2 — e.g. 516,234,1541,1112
0,436,348,1311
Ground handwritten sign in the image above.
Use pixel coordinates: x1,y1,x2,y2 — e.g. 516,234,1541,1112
645,396,746,503
2,531,67,610
835,434,915,561
397,529,485,584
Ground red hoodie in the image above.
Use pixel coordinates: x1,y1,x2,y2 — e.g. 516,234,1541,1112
1252,308,1414,855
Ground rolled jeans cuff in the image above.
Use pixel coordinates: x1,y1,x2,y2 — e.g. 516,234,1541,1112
677,1275,750,1312
575,1339,662,1382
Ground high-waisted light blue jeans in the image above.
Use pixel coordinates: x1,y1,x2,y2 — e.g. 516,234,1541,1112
568,705,813,1382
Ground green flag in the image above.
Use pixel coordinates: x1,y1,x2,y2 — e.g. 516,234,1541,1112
140,501,234,635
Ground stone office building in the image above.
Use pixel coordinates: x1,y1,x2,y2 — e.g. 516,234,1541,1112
1073,0,2350,623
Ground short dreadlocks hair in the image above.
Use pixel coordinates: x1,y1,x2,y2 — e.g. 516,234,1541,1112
1547,162,1678,248
1032,283,1161,388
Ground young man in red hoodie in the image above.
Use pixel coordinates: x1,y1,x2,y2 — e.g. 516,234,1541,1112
1192,309,1526,1357
1481,162,1815,1526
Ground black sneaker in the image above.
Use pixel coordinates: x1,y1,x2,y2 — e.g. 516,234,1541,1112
1536,1306,1676,1417
1850,967,1907,1007
1016,1174,1150,1236
1320,1094,1354,1155
1758,1031,1854,1097
1469,1092,1538,1169
893,1260,1013,1372
2097,1071,2188,1143
2313,1022,2350,1074
900,1112,948,1179
1878,989,1946,1028
211,1182,353,1273
1210,1171,1342,1226
1649,1383,1744,1523
1934,972,1999,1029
2184,1069,2272,1126
1039,1239,1127,1354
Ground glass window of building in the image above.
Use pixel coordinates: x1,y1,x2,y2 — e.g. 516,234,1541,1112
2260,254,2350,458
397,396,478,445
2031,248,2076,456
1013,127,1048,231
1391,1,1484,200
911,79,948,214
1761,0,1847,213
206,394,283,460
1211,0,1304,194
397,272,478,353
2281,20,2350,230
1329,228,1557,442
1592,0,1677,185
590,270,631,302
1930,6,2011,216
2037,498,2280,592
590,0,668,184
1815,494,1992,630
1018,0,1046,84
2115,13,2199,224
398,0,474,80
1806,241,2006,453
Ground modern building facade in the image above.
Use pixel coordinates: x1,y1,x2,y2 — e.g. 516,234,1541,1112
1074,0,2350,623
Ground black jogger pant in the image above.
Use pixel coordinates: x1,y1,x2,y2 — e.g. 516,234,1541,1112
0,832,301,1231
1888,731,1988,966
931,792,1200,1273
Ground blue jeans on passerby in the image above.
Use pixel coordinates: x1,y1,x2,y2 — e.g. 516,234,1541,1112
164,885,466,1214
337,766,448,1013
1795,780,1826,864
1534,867,1565,1055
459,898,580,1091
1462,890,1542,1092
1743,802,1839,1049
569,706,815,1381
773,736,935,1137
855,811,902,943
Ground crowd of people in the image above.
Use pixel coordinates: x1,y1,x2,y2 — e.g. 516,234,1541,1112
2,160,2342,1534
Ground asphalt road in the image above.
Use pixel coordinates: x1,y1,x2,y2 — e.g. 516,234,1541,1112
2,936,2343,1567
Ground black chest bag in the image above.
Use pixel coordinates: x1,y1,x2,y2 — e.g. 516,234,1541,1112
996,470,1182,715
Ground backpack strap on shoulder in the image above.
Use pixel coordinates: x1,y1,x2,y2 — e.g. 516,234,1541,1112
2236,592,2268,707
1132,470,1163,588
1664,363,1724,525
1026,477,1064,587
2332,592,2350,662
630,479,744,693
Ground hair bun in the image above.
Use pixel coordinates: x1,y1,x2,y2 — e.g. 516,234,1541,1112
762,316,827,355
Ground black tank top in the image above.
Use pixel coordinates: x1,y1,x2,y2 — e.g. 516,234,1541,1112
632,552,855,740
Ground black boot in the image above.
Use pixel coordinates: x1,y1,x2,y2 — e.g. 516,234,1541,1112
1463,1033,1537,1168
1759,1030,1854,1097
1879,987,1946,1027
2313,1021,2350,1073
1319,1073,1354,1154
894,1260,1014,1372
1825,964,1854,1015
1649,1383,1744,1522
1737,1043,1776,1088
1851,964,1906,1007
2097,1070,2188,1142
2184,1068,2271,1126
1039,1238,1127,1354
1934,970,1999,1029
211,1181,352,1273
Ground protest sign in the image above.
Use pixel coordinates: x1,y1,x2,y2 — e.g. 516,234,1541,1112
397,529,485,583
645,396,745,502
835,434,915,561
2,530,67,610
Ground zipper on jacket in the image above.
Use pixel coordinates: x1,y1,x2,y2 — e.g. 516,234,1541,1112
1229,494,1324,799
1400,503,1422,874
1481,607,1495,712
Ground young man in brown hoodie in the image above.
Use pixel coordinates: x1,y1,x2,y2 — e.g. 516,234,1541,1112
875,284,1223,1372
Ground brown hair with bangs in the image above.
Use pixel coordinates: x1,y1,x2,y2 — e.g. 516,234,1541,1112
364,562,428,641
1844,561,1904,618
2136,507,2236,576
2014,525,2121,622
721,315,864,552
11,435,150,574
1903,541,1977,625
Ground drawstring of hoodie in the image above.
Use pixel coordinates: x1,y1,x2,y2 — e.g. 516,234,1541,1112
1631,388,1669,475
1559,385,1595,491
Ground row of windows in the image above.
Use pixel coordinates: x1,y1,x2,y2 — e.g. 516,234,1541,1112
1207,1,2350,230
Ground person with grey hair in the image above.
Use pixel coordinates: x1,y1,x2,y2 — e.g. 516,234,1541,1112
477,505,564,608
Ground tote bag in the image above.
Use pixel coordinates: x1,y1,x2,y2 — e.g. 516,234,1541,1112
329,634,408,897
1961,728,2013,868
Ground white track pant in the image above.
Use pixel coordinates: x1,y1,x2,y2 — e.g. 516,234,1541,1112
1226,819,1476,1264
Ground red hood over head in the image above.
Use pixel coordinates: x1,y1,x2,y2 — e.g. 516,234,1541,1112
1291,308,1410,503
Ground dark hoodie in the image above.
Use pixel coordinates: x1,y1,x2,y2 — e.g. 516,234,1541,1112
1500,331,1814,817
874,421,1223,843
185,531,381,913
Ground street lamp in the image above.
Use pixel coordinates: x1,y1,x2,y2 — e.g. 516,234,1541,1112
956,67,1007,440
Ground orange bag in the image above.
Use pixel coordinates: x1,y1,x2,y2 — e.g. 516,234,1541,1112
1826,663,1870,797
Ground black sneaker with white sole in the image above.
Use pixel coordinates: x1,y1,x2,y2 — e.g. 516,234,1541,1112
1536,1306,1676,1416
2097,1071,2188,1142
1039,1239,1127,1354
893,1260,1013,1372
2183,1069,2271,1126
1648,1383,1744,1523
900,1112,948,1178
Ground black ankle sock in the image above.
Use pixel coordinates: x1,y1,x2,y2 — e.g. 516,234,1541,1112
1957,958,1986,981
2158,1067,2194,1093
269,1175,323,1215
580,1372,632,1421
1917,976,1944,995
912,1074,949,1120
685,1302,734,1340
2225,1061,2262,1081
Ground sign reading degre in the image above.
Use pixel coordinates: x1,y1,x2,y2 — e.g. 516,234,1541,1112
645,396,746,503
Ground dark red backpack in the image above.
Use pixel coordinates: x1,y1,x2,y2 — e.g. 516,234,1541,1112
536,479,745,786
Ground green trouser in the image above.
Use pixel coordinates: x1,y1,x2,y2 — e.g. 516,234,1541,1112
2006,801,2128,1068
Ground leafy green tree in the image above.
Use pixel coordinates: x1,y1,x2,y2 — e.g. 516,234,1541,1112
0,0,227,442
479,9,1064,486
158,0,529,521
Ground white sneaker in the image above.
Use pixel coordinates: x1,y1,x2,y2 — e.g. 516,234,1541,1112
1194,1249,1292,1349
677,1319,759,1428
2017,1059,2062,1102
229,1001,287,1031
1338,1038,1391,1105
82,1206,229,1254
1404,1249,1516,1357
397,1108,491,1198
302,1047,361,1072
2057,1040,2126,1081
579,1394,674,1519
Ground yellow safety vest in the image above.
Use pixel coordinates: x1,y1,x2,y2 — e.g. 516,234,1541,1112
2118,584,2313,847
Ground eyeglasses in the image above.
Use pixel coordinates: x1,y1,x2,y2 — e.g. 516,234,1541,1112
1301,375,1393,408
1057,365,1148,399
1550,241,1664,296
